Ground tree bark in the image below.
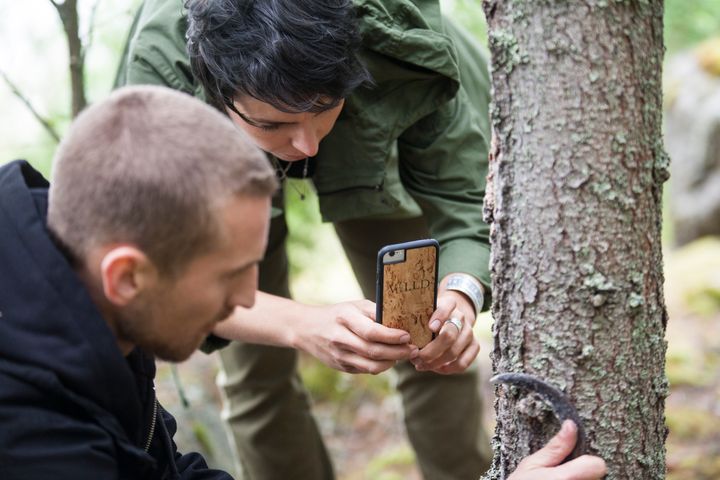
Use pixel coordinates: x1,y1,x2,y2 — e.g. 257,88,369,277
481,1,669,479
52,0,87,117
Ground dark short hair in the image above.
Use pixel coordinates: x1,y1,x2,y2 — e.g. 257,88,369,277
185,0,372,113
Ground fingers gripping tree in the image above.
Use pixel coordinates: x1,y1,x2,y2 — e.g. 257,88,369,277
481,1,670,478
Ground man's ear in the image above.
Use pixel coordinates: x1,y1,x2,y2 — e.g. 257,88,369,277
99,246,158,306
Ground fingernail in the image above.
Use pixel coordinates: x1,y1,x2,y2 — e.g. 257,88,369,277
400,334,411,343
562,420,575,434
410,348,419,359
430,319,441,331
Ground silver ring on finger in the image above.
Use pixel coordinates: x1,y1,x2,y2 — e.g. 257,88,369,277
445,317,463,332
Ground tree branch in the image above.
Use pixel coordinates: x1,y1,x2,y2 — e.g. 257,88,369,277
82,0,103,58
0,70,61,143
51,0,87,117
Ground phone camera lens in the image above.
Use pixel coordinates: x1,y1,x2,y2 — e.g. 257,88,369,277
389,251,395,257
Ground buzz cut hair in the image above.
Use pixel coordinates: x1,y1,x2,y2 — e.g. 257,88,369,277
48,85,277,276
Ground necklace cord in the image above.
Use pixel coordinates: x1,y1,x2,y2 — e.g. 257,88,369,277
273,157,310,200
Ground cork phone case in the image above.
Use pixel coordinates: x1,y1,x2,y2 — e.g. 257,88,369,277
375,239,439,348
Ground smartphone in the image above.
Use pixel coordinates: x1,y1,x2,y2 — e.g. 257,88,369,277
375,239,439,348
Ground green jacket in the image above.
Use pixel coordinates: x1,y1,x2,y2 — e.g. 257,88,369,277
116,0,492,287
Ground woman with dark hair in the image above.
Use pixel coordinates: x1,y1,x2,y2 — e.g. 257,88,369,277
115,1,604,479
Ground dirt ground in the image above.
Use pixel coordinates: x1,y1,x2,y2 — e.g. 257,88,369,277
156,236,720,479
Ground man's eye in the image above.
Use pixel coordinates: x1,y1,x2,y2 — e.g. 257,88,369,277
257,124,280,131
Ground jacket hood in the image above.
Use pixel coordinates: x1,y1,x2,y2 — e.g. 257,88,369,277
355,0,460,83
0,160,143,443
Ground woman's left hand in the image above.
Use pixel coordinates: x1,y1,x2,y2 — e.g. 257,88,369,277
410,289,480,374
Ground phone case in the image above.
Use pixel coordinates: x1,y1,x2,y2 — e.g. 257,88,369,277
375,239,439,348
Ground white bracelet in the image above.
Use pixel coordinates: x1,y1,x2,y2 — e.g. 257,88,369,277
445,274,485,316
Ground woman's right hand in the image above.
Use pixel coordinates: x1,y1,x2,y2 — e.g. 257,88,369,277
292,299,419,374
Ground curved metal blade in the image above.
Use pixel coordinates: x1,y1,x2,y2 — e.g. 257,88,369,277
490,372,587,462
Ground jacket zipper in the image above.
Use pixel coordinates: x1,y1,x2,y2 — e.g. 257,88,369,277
317,182,383,196
144,396,158,452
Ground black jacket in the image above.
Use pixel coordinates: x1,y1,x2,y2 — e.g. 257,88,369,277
0,160,232,480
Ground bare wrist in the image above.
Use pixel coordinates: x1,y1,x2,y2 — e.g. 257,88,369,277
287,303,320,352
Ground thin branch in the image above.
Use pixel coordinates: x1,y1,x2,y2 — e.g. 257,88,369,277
51,0,87,116
0,70,61,143
82,0,103,58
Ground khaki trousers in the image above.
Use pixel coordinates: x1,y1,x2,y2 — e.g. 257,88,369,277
217,209,491,479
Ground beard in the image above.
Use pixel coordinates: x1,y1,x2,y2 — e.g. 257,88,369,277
114,296,205,363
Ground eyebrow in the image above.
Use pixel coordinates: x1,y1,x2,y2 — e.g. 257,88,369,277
225,257,264,278
226,101,320,128
241,112,295,128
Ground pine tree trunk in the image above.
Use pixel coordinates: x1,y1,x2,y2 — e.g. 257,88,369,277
481,1,669,478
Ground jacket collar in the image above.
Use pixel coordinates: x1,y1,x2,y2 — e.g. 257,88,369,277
0,160,144,443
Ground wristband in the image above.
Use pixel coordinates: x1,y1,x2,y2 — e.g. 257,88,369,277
445,274,485,316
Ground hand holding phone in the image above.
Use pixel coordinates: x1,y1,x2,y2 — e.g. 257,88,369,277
375,239,439,348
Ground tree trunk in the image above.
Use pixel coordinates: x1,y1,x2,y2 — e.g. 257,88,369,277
54,0,87,117
481,1,669,479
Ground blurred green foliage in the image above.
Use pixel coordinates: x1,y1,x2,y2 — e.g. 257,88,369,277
442,0,487,46
667,406,720,440
191,421,215,459
665,0,720,54
684,284,720,317
667,237,720,317
669,455,720,480
666,349,718,387
363,445,416,480
298,353,392,404
284,179,325,279
0,1,141,176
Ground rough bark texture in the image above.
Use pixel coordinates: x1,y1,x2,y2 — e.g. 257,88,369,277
481,1,669,479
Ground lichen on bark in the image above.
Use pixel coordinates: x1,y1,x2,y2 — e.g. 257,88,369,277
481,0,669,478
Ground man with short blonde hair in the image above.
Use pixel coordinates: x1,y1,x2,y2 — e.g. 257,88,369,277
0,85,276,478
49,85,276,276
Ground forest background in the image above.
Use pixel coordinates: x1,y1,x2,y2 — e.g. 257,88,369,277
1,1,720,478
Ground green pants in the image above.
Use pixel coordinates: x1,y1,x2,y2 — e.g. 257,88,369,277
217,209,492,479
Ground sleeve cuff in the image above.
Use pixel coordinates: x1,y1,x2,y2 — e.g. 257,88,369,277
199,334,231,354
439,239,492,311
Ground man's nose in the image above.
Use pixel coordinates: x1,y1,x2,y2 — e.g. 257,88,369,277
229,268,258,310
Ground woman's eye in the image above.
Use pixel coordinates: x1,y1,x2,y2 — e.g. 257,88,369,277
257,124,280,131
